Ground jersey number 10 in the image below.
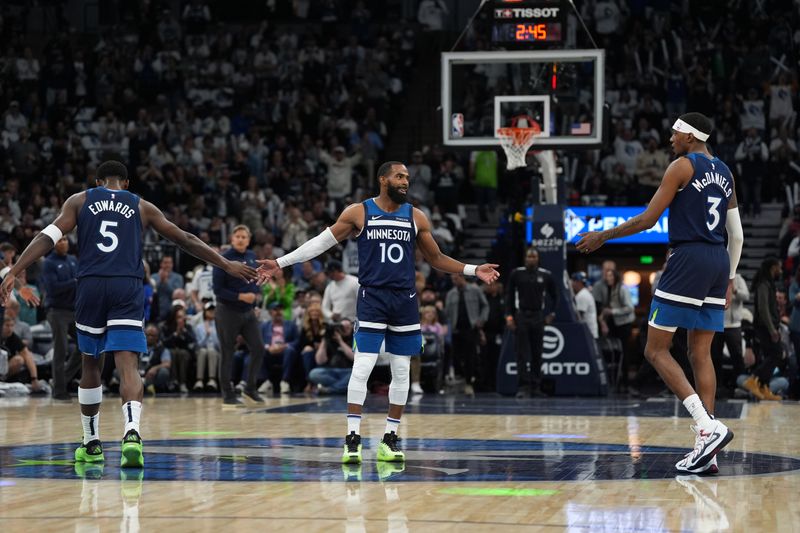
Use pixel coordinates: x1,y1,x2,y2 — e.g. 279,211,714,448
379,242,404,264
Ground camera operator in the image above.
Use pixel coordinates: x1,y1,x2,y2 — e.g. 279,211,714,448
307,319,354,394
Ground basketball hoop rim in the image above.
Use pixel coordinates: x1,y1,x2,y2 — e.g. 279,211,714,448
496,127,541,147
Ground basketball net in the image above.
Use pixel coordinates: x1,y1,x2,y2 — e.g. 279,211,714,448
496,121,542,170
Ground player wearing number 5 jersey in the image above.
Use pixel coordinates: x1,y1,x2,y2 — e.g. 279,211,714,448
256,161,500,466
0,160,256,470
577,113,744,475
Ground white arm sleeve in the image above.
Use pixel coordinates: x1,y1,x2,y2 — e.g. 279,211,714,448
726,207,743,279
276,227,339,268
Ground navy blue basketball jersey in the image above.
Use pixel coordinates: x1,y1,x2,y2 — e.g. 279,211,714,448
77,187,144,279
668,153,734,245
356,199,416,289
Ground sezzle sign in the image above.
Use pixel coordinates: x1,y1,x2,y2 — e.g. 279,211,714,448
494,7,561,19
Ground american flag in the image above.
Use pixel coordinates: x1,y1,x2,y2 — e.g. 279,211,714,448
570,122,592,135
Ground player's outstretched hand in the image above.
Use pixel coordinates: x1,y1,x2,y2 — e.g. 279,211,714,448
255,259,280,285
0,275,14,306
18,286,40,307
477,263,500,285
575,231,606,254
225,260,258,282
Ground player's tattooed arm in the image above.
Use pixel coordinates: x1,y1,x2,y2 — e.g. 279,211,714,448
0,192,84,304
576,158,690,254
413,209,499,284
141,200,256,281
256,203,364,284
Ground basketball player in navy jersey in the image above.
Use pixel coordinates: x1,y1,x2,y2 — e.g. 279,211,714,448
577,113,744,474
256,161,500,464
0,161,256,468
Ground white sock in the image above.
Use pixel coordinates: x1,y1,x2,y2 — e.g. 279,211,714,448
122,401,142,435
81,413,100,444
682,394,713,430
385,417,400,435
347,414,361,435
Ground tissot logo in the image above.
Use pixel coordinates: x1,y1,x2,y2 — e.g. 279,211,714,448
494,7,561,19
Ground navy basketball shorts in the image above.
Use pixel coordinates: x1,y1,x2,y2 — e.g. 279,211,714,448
354,286,422,356
75,277,147,357
649,243,729,333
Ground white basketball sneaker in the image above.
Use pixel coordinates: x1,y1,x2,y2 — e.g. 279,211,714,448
676,421,732,473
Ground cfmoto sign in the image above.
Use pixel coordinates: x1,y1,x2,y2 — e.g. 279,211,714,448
541,325,590,376
542,326,564,359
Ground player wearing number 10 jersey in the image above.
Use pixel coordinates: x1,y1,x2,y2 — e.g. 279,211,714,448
255,161,500,467
577,113,744,474
0,160,255,470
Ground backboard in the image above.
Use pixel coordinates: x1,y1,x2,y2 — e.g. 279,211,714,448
441,49,605,149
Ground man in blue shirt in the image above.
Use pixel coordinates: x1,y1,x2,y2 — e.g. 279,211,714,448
41,235,81,400
213,225,265,407
151,255,184,322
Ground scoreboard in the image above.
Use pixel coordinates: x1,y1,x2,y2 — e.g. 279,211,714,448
491,0,565,45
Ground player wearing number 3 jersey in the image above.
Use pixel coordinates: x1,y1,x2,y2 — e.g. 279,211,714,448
0,160,256,470
576,113,744,474
256,161,500,466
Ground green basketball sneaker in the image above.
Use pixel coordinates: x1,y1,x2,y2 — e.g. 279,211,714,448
74,462,104,479
74,440,105,463
120,429,144,468
376,461,405,481
342,432,362,464
376,432,404,462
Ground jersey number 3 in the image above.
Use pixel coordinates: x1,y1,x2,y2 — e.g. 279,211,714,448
97,220,119,252
706,196,722,231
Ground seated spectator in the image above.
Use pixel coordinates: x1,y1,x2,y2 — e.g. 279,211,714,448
152,256,184,322
13,269,40,326
321,260,358,323
295,300,326,393
261,266,295,320
258,301,299,395
1,315,46,393
160,305,197,393
193,301,220,392
308,319,355,394
5,299,34,348
142,324,172,395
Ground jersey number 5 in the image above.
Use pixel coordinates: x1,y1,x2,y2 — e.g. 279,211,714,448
706,196,721,231
97,220,119,252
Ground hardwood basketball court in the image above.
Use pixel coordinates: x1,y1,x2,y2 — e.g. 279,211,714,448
0,395,798,531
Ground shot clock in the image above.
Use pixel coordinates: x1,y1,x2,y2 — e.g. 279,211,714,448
491,0,565,45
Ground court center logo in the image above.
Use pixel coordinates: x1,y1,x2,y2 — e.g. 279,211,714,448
542,325,564,359
1,437,796,482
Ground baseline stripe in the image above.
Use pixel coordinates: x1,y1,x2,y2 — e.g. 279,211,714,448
388,324,421,333
648,320,678,332
76,323,106,335
108,319,143,328
358,321,387,330
654,289,703,307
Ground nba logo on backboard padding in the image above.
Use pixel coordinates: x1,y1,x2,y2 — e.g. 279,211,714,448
451,113,464,138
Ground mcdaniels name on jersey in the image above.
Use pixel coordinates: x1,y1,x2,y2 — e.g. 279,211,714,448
86,199,136,219
690,171,733,198
364,228,412,242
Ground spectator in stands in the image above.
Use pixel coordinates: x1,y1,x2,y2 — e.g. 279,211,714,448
13,269,39,327
307,318,354,394
143,324,172,395
319,146,361,207
446,273,488,395
572,272,598,340
152,256,184,322
735,128,769,217
213,224,264,406
5,300,33,349
711,273,748,397
741,257,784,400
407,151,432,205
418,305,447,395
635,133,668,204
193,301,220,392
42,235,80,400
261,266,296,320
430,213,455,255
2,315,46,393
470,149,498,222
288,300,326,394
597,269,635,392
160,305,197,393
260,301,299,395
321,260,358,323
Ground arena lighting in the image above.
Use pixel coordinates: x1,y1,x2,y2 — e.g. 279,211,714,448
623,271,641,287
639,255,654,265
649,272,657,285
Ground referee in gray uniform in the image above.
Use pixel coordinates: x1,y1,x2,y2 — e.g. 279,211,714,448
213,225,265,407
